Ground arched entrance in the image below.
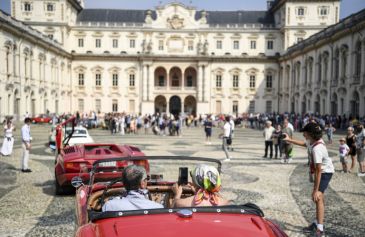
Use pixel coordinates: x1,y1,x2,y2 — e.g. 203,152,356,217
184,67,197,88
169,95,181,116
184,96,197,115
154,67,167,87
314,94,320,114
154,95,167,114
301,95,307,115
169,67,182,87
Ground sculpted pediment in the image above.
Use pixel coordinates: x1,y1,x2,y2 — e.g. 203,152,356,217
150,2,204,29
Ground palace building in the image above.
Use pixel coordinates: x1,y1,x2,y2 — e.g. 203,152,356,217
0,0,364,119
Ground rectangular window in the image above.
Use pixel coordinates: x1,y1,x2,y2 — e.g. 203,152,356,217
216,75,222,88
158,40,164,50
320,7,328,16
233,75,239,88
187,76,193,87
250,41,256,49
267,40,274,50
78,38,84,47
78,99,84,112
233,101,238,114
112,100,118,112
112,74,118,86
129,74,135,86
188,41,194,51
250,75,256,88
266,101,272,113
266,75,273,88
298,7,305,16
216,40,222,49
158,76,164,86
24,3,31,11
47,3,54,11
233,40,239,50
249,100,255,113
95,99,101,112
96,39,101,48
112,39,118,48
95,74,101,86
130,39,135,48
78,73,84,86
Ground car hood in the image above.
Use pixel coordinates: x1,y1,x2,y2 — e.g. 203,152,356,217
90,213,274,237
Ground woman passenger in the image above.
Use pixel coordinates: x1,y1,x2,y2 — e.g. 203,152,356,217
172,164,230,207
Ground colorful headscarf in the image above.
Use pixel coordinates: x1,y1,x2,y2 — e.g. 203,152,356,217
191,164,221,206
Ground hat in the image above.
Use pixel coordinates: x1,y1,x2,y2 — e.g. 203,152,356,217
339,137,346,142
300,122,322,133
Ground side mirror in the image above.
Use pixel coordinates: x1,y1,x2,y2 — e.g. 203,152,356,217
71,176,83,188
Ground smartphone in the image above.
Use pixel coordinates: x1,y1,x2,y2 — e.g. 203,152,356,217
178,167,188,185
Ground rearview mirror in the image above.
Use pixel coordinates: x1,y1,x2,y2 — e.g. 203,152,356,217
71,176,83,188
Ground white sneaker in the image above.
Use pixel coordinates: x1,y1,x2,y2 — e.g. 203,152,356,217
357,172,365,177
288,158,292,163
223,158,231,162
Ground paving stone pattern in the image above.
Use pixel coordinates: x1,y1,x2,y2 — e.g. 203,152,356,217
0,124,364,237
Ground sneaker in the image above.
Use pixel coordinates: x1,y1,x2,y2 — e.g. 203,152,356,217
302,223,317,233
314,229,325,237
357,172,365,177
288,158,292,163
223,158,231,162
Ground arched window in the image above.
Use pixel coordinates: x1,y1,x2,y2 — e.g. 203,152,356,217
334,49,339,81
341,45,348,79
317,55,322,83
355,41,362,80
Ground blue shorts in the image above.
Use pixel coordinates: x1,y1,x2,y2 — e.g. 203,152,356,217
319,173,332,193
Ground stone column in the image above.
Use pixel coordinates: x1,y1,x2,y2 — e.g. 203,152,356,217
181,100,185,114
148,65,154,101
181,70,185,90
197,65,203,102
142,64,148,101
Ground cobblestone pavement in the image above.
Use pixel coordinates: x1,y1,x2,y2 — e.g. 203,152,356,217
0,124,364,237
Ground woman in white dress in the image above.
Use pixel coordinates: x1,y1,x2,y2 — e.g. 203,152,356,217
1,120,15,156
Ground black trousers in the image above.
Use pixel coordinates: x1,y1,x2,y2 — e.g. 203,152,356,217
264,141,273,158
274,144,282,158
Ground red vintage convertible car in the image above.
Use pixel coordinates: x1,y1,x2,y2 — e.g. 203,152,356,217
31,114,52,124
73,156,288,237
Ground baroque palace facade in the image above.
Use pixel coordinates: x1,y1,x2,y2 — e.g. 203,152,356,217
0,0,364,119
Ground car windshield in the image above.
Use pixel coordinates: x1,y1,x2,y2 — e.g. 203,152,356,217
65,128,87,135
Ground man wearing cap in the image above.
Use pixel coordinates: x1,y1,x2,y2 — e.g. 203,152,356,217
263,120,275,158
283,122,334,237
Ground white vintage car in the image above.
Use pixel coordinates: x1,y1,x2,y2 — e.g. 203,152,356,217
49,126,94,150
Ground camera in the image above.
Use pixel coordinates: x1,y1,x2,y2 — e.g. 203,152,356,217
278,134,287,140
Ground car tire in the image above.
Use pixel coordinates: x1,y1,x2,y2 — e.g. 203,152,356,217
55,175,73,195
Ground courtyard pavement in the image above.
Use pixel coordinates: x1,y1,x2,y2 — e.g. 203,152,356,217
0,124,364,237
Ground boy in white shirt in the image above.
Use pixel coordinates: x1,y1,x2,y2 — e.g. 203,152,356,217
339,138,350,173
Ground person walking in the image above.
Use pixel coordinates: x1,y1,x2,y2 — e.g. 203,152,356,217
222,116,232,161
325,123,336,144
0,120,15,156
263,121,275,159
346,127,357,172
204,115,213,144
21,118,32,173
284,122,334,237
354,124,365,176
338,137,350,173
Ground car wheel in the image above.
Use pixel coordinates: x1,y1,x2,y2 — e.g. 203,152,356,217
55,177,65,195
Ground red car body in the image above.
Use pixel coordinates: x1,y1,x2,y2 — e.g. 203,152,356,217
54,144,147,195
73,157,288,237
31,114,52,123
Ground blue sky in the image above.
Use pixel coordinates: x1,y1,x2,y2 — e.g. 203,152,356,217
1,0,365,19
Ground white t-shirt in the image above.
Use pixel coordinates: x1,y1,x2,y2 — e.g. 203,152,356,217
339,144,350,157
312,139,335,173
223,122,231,137
263,126,275,141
